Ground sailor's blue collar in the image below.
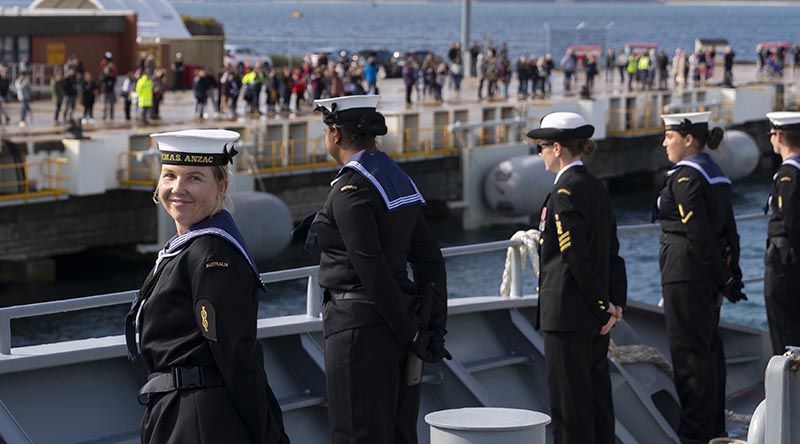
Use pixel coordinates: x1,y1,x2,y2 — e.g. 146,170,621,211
160,210,265,290
334,150,426,211
668,152,732,185
782,153,800,170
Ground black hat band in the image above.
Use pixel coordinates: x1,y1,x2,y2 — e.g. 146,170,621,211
769,121,800,131
316,102,375,126
161,144,238,166
665,118,708,132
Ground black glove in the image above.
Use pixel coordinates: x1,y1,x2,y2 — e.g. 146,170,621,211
410,283,435,329
411,330,452,363
721,278,747,303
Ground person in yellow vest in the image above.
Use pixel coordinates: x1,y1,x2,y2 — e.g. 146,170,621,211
637,52,651,90
136,69,154,125
626,53,638,92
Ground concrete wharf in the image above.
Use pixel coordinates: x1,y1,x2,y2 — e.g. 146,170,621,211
0,63,798,279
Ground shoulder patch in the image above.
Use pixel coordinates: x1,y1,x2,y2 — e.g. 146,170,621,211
557,188,571,195
205,260,229,269
780,176,792,182
677,177,690,183
340,184,358,192
194,299,218,341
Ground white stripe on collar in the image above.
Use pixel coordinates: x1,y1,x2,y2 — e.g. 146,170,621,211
554,160,584,184
344,161,426,209
157,227,264,287
668,160,732,185
783,159,800,170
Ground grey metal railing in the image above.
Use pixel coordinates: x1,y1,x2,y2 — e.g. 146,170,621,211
0,212,769,355
0,240,522,355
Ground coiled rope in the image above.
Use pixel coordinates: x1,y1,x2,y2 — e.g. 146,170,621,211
499,229,541,297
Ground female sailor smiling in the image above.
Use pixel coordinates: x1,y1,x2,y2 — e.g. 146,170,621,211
656,112,745,444
124,129,289,444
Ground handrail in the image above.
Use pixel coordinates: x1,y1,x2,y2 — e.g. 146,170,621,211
0,212,771,355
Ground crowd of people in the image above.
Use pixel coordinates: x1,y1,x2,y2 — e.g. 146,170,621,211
1,41,799,128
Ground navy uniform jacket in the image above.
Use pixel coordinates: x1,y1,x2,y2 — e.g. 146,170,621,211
133,215,286,444
658,154,742,287
316,165,447,343
537,164,627,332
767,156,800,250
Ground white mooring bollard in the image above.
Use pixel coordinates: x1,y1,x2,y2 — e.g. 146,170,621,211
425,407,551,444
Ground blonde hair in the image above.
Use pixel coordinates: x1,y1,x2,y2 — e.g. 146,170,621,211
153,165,235,213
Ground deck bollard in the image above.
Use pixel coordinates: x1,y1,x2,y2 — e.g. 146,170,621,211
425,407,550,444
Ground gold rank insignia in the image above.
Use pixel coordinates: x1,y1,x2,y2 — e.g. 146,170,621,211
779,196,783,209
194,299,218,341
677,177,690,183
340,184,358,192
559,231,572,252
678,204,694,224
780,176,792,182
557,188,571,195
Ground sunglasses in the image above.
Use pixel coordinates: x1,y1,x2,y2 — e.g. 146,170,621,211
531,141,555,154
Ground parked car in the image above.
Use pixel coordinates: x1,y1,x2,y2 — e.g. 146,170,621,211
224,44,273,68
354,49,402,78
309,47,351,67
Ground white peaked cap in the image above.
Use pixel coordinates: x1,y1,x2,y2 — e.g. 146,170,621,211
151,129,240,166
526,112,594,140
767,112,800,129
313,95,381,113
661,111,711,128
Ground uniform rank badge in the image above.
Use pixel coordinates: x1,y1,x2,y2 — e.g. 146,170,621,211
194,299,218,341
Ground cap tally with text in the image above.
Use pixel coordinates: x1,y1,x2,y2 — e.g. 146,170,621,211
314,95,381,125
661,111,711,132
767,111,800,131
526,112,594,141
151,129,240,166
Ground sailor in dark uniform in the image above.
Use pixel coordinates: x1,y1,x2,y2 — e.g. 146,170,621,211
529,112,627,444
656,112,746,444
124,129,289,444
764,111,800,355
310,95,449,444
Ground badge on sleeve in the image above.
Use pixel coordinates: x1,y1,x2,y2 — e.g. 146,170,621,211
194,299,218,341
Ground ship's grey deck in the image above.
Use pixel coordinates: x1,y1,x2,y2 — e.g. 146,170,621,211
0,293,769,444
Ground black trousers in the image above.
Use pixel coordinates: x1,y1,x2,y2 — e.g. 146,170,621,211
663,282,726,444
543,329,614,444
325,323,421,444
764,245,800,355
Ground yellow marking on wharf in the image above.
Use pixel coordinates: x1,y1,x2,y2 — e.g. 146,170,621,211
201,306,209,332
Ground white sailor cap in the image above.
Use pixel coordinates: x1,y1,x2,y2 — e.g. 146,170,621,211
661,111,711,131
526,112,594,141
314,95,381,125
151,129,240,166
767,112,800,131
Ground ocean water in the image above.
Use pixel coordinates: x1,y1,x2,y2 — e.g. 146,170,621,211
2,1,800,62
0,0,788,345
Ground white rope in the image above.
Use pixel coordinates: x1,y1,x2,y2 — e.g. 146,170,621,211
499,229,541,297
